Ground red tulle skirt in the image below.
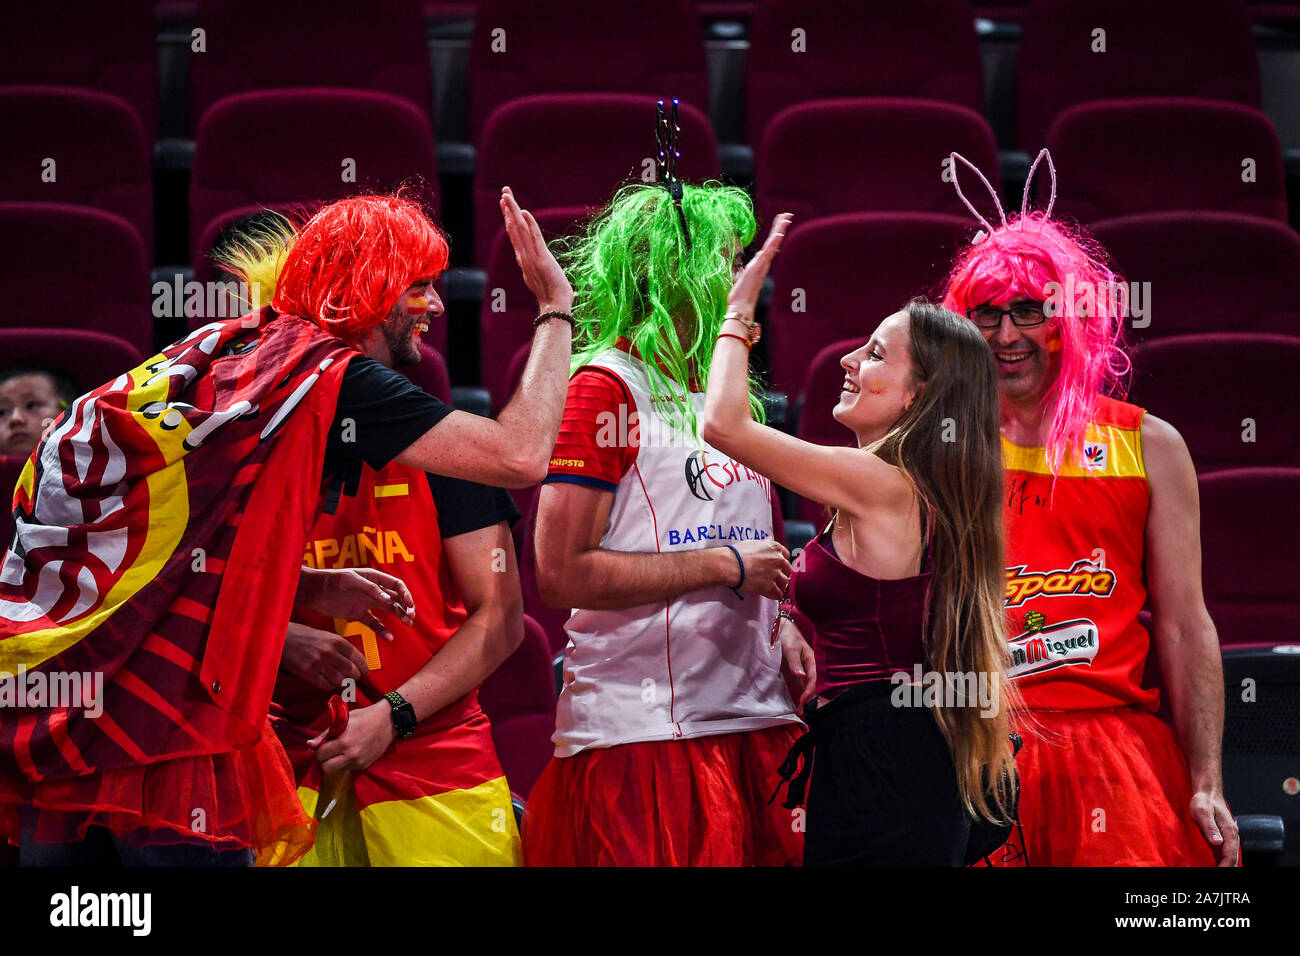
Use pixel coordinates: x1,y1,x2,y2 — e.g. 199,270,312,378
0,718,314,866
989,707,1220,866
522,723,804,866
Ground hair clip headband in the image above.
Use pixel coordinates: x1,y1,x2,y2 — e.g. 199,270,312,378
655,98,691,251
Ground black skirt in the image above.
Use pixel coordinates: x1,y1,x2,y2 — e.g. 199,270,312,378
776,681,970,867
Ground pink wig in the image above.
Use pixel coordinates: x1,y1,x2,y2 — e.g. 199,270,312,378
942,210,1131,475
273,191,449,339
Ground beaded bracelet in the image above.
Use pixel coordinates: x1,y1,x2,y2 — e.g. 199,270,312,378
534,310,576,329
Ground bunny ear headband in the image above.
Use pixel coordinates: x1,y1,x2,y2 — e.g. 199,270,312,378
948,148,1057,243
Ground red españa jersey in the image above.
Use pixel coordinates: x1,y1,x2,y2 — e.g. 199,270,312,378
1001,397,1158,712
289,460,468,709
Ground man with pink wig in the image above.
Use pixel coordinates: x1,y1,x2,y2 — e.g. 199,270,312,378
941,152,1235,866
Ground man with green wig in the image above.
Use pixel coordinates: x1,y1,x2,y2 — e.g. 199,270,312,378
523,181,805,866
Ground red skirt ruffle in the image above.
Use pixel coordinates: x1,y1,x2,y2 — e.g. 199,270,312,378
989,707,1219,866
522,723,804,866
0,718,314,867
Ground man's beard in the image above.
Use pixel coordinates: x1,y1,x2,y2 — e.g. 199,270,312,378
382,308,423,367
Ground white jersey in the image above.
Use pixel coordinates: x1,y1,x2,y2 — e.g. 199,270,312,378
552,348,801,757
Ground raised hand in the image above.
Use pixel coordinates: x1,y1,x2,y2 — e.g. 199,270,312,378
726,212,793,319
499,186,574,315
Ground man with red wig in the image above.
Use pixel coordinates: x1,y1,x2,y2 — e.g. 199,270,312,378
0,188,573,865
941,153,1235,866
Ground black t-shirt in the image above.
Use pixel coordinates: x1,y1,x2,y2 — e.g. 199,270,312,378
325,356,452,479
324,356,519,534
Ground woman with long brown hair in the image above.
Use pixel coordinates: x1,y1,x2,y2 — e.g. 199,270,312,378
701,214,1017,865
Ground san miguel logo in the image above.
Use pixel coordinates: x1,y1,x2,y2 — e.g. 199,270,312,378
1004,558,1115,608
1008,612,1100,679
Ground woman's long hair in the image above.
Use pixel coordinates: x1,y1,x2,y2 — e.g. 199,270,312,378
871,298,1018,822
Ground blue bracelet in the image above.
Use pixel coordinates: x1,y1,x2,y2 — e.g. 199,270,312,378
723,543,745,600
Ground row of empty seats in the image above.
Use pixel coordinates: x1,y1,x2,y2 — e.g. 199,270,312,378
3,0,1291,149
6,84,1290,271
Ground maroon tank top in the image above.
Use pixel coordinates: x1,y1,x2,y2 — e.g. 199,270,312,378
789,512,933,697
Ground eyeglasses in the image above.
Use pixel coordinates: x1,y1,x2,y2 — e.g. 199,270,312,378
966,302,1048,330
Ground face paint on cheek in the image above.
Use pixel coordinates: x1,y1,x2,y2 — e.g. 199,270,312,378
868,381,887,396
1046,333,1063,354
404,297,429,316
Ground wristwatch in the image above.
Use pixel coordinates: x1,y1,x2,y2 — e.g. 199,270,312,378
384,691,417,739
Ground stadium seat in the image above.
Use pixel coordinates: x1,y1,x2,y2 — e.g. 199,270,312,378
0,0,159,136
1092,212,1300,343
1220,642,1300,866
0,455,27,552
478,614,558,798
765,213,978,398
755,99,1001,227
0,87,154,261
746,0,983,146
792,337,861,522
467,0,709,142
1043,99,1288,224
0,328,145,398
517,491,571,657
0,203,152,354
1199,468,1300,647
189,0,431,130
1128,334,1300,472
480,206,594,405
1017,0,1260,149
473,93,718,267
397,342,453,404
190,89,439,263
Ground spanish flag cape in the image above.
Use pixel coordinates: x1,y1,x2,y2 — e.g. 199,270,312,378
0,310,354,859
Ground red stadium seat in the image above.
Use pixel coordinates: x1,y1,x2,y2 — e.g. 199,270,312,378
1092,212,1300,343
0,0,159,136
1198,468,1300,646
480,206,593,405
0,203,152,354
756,99,1000,228
190,89,439,262
793,337,861,522
0,87,154,261
1128,334,1300,472
1044,99,1288,224
746,0,983,146
517,491,571,657
473,93,717,267
1017,0,1259,149
0,328,145,397
765,213,978,398
467,0,709,142
0,455,27,553
397,342,453,404
189,0,431,130
478,614,558,798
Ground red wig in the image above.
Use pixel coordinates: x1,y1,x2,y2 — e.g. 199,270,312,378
272,192,449,339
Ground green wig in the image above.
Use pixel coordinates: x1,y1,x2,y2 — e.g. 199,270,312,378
556,180,766,437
